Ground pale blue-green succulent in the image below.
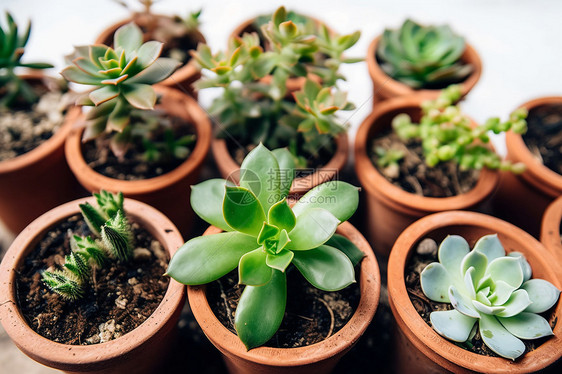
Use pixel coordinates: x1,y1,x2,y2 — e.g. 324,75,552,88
420,234,560,360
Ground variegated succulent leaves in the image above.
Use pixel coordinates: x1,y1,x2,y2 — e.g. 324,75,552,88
167,144,364,350
391,85,527,172
420,234,560,360
42,191,134,299
61,22,179,156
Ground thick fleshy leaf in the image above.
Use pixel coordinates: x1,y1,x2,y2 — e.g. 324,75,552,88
430,310,476,342
89,85,119,106
223,186,266,236
239,144,280,214
292,182,359,222
508,252,532,282
271,148,295,198
324,234,364,266
292,245,355,291
61,66,101,85
476,290,491,306
239,248,272,286
276,229,290,252
472,300,505,315
498,312,554,340
438,235,469,286
479,313,525,360
127,57,180,84
522,279,561,313
473,234,505,262
461,250,487,287
496,290,532,318
114,23,143,52
421,262,452,303
167,232,258,285
486,257,524,289
136,40,164,68
266,249,294,272
464,267,477,298
122,83,156,109
449,285,479,318
190,179,232,232
235,270,286,350
257,223,280,245
488,280,516,306
287,208,339,251
267,199,296,232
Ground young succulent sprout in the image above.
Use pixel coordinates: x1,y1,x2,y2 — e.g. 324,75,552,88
377,19,473,89
391,84,528,173
0,12,54,108
420,234,560,360
167,144,364,350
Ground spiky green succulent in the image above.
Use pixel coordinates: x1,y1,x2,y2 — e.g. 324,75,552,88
0,12,53,108
421,234,560,360
377,19,473,89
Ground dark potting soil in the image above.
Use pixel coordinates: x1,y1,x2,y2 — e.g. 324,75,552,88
405,238,557,358
82,113,196,180
369,130,480,197
207,267,360,348
523,103,562,175
15,214,169,345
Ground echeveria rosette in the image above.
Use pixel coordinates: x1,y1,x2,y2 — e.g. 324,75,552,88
167,144,363,350
61,22,180,145
420,234,560,360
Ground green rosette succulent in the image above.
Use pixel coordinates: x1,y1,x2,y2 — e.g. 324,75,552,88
377,19,473,89
167,144,364,350
421,234,560,360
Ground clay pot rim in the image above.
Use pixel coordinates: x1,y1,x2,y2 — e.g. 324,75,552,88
366,35,482,99
354,94,499,212
506,96,562,197
0,72,74,174
212,133,349,195
187,221,380,368
387,210,562,373
94,14,205,89
64,85,212,194
0,197,185,369
541,195,562,262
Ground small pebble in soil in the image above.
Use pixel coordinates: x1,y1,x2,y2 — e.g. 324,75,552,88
416,238,438,256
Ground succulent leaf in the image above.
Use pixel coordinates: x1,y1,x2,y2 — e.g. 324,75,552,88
239,248,273,286
430,309,476,342
287,208,339,251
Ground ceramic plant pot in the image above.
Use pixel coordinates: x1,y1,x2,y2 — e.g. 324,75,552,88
212,133,349,197
95,13,205,98
366,35,482,105
187,221,380,374
493,96,562,238
0,72,82,235
354,95,499,257
541,195,562,267
0,197,186,374
388,210,562,373
64,85,212,237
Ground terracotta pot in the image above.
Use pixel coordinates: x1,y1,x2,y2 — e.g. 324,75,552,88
388,210,562,373
64,85,212,237
493,96,562,238
0,72,82,235
95,13,205,98
354,95,499,257
188,221,380,374
366,35,482,105
212,133,348,196
0,196,186,374
541,195,562,267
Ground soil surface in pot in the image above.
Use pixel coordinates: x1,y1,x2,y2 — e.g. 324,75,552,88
207,266,360,348
369,130,479,197
405,237,557,357
523,103,562,175
16,214,169,345
83,112,196,180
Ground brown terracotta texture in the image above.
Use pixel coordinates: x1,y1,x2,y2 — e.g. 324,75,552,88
0,197,186,374
187,221,380,374
0,73,83,235
493,96,562,238
354,95,499,257
64,85,212,237
366,35,482,105
541,195,562,268
94,14,205,98
388,211,562,373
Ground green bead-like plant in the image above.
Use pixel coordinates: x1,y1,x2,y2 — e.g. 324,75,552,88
420,234,560,360
0,12,53,108
390,84,527,173
42,191,134,300
377,19,473,89
167,144,364,350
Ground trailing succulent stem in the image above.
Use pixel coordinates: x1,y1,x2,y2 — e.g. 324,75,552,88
42,191,134,299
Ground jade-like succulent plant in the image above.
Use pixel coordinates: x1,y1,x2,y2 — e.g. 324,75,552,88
377,19,473,89
42,191,133,299
167,144,364,349
391,85,528,172
421,234,560,360
0,12,53,108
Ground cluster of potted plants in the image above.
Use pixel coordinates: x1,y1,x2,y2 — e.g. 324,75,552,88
0,4,561,374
